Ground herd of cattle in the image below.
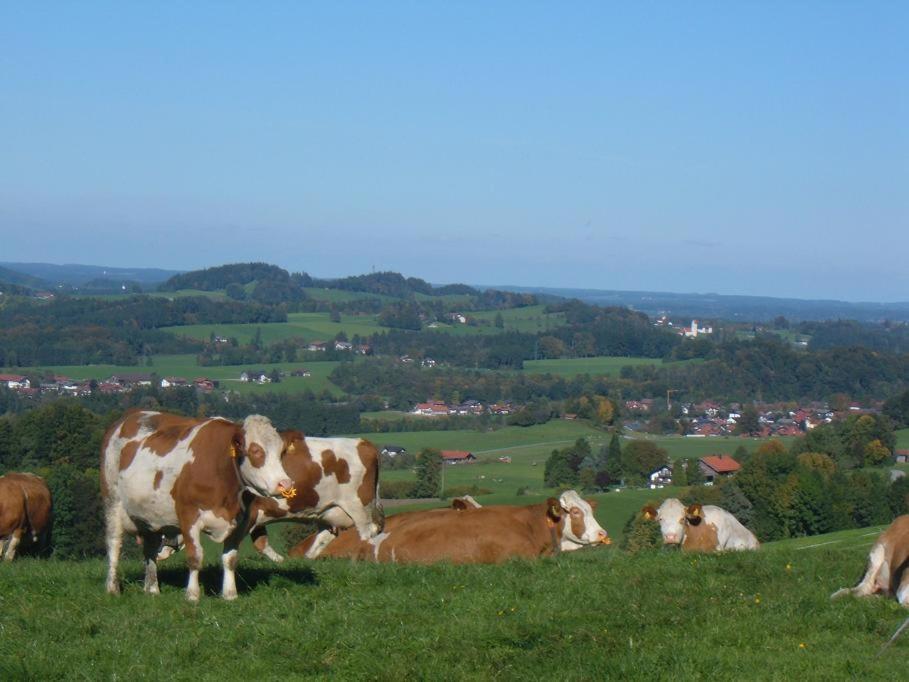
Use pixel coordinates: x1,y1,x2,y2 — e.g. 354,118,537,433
0,409,907,609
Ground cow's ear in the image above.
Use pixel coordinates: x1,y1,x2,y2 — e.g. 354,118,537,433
685,503,703,524
641,505,657,521
586,498,598,510
546,497,563,523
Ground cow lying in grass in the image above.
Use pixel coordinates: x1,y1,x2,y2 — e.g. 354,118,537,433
289,491,610,564
0,472,52,561
832,515,909,606
642,499,759,552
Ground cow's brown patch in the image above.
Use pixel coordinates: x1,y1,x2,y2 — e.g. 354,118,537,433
118,410,144,439
145,415,199,456
569,508,586,538
682,521,720,553
119,441,139,471
356,441,379,506
153,470,163,490
178,419,245,524
277,432,322,510
0,477,29,541
321,449,351,484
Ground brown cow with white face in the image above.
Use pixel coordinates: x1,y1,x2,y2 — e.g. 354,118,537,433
241,430,385,561
642,499,759,552
101,410,294,601
289,491,610,564
0,472,52,560
832,515,909,606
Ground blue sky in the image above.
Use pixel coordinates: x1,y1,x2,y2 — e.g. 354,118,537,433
1,2,906,301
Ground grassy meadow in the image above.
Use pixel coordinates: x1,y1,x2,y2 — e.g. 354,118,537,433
3,354,345,396
0,525,904,679
159,312,388,345
522,355,691,377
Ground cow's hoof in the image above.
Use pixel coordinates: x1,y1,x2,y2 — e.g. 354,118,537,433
185,590,200,603
222,590,238,601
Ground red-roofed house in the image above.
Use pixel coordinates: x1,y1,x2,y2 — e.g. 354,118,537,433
0,374,29,389
441,450,476,465
699,455,741,483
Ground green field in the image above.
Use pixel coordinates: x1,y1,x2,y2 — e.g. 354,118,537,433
896,428,909,449
0,525,904,678
159,312,388,345
522,355,700,377
625,433,797,461
2,354,345,396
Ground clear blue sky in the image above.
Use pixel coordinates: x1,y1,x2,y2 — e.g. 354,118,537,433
1,2,906,301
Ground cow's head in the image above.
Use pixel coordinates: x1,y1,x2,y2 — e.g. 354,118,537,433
233,415,295,498
642,498,702,545
547,490,610,550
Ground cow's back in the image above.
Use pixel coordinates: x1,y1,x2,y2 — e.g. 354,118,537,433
704,505,759,550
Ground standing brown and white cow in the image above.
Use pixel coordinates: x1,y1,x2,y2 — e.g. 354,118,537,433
101,410,295,601
832,515,909,606
0,472,53,561
243,430,385,561
289,491,610,564
642,499,759,552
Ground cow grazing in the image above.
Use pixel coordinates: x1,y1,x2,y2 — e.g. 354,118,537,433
289,491,610,564
832,515,909,606
242,430,385,562
101,410,295,601
0,472,52,560
642,499,759,552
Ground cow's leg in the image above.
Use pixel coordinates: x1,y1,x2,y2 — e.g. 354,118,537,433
251,527,285,563
182,518,204,602
3,529,22,561
221,532,242,601
344,503,383,541
105,504,124,594
141,533,161,595
305,529,340,559
832,542,886,599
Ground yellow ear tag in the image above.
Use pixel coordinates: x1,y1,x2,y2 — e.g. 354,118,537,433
280,486,297,500
230,444,238,458
288,442,296,454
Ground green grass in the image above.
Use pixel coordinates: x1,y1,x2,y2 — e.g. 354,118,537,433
624,434,797,461
896,429,909,450
159,312,387,345
303,287,395,303
1,526,904,679
3,354,345,396
522,355,700,377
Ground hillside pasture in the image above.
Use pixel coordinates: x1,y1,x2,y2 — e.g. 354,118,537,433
522,355,699,377
4,354,345,396
0,527,904,679
159,312,388,345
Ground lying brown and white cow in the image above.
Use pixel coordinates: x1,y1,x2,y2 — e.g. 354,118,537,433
289,496,482,560
642,499,759,552
289,490,610,564
241,430,385,562
0,472,53,561
101,410,295,601
832,515,909,606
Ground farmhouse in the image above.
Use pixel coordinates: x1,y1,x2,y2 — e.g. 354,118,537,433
109,373,152,387
648,465,672,489
240,370,270,384
290,368,311,377
895,449,909,464
381,445,407,457
306,342,327,352
0,374,30,390
441,450,476,465
334,340,353,351
160,376,188,388
699,455,741,483
412,401,451,417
